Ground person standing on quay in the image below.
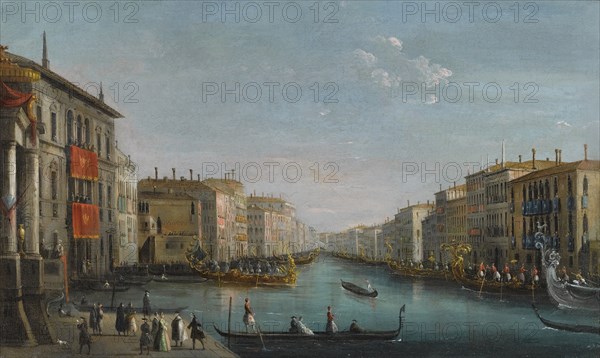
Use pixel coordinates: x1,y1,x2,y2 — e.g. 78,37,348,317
142,290,151,317
171,311,187,347
154,312,171,352
89,303,98,335
116,303,127,335
187,313,206,350
77,317,92,355
96,304,104,335
139,317,152,355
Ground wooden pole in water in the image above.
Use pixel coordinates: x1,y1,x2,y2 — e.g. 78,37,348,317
479,276,486,298
228,296,232,347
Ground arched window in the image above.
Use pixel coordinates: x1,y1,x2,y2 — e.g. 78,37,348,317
191,202,195,215
76,115,83,144
528,183,533,201
583,213,588,233
567,175,573,195
553,177,558,196
84,118,90,145
583,176,588,195
66,110,74,144
544,180,550,199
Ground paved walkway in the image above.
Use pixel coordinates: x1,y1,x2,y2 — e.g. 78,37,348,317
0,312,238,358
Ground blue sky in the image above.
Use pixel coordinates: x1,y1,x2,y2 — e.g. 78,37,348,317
2,1,599,231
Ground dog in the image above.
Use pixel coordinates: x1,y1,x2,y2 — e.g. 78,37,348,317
57,339,70,350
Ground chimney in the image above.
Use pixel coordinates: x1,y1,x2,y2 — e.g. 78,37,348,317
531,148,536,169
453,181,456,188
42,31,49,69
197,174,200,181
559,149,562,164
555,149,559,166
99,82,104,102
518,155,522,163
172,168,176,180
501,139,505,168
154,167,158,180
407,200,410,207
584,144,588,161
189,169,193,180
495,159,498,165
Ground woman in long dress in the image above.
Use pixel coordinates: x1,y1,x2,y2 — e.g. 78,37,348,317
154,313,171,352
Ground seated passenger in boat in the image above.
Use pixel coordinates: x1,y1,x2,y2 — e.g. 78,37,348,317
289,316,299,333
296,316,314,335
349,320,365,333
573,271,587,286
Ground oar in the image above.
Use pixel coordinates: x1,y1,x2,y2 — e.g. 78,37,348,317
500,279,503,302
478,275,486,298
256,323,267,351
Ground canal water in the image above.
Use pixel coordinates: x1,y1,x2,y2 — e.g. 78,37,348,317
72,255,599,357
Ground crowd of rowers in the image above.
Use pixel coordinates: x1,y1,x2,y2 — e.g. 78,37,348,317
464,262,594,286
200,258,288,275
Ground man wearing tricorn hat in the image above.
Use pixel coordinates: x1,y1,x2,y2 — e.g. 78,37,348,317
139,317,152,355
142,290,151,316
187,313,205,350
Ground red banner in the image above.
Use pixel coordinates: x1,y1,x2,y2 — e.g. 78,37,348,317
70,146,99,180
72,203,100,239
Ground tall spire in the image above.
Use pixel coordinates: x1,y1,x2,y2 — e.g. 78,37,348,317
42,31,49,69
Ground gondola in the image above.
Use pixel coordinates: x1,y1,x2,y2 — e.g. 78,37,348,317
531,304,600,335
89,285,130,292
535,234,600,311
340,279,378,297
213,304,405,340
118,275,153,286
74,303,188,314
152,275,209,283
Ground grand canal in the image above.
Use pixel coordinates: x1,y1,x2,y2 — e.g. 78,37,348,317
71,255,599,356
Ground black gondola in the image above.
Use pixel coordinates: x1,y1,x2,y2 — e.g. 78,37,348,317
340,279,378,297
213,305,405,340
152,275,208,283
531,304,600,335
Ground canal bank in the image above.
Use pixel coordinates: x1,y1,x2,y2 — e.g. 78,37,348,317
0,311,238,358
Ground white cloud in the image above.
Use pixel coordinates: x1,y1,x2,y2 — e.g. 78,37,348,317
556,120,572,128
351,36,452,102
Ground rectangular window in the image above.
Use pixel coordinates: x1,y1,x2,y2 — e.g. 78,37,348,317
52,203,58,217
105,135,111,159
51,171,57,200
97,133,102,156
107,186,112,208
98,182,103,207
51,112,57,141
36,106,43,130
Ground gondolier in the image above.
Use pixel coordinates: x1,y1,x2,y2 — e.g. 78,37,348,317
243,298,256,333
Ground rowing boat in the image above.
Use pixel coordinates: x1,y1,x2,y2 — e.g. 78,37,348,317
340,279,378,297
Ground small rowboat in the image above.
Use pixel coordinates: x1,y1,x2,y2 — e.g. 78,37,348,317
340,279,378,298
214,305,405,340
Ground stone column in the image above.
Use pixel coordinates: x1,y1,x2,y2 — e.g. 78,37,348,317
22,147,44,296
1,140,18,254
0,140,36,346
23,147,39,255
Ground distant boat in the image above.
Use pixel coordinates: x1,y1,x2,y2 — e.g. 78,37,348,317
152,275,208,284
340,279,378,297
214,305,405,340
74,303,188,314
531,304,600,335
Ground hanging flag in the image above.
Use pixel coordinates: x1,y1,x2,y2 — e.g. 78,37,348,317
72,203,100,239
70,146,99,180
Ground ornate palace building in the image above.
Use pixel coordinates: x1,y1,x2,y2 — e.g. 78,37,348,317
0,37,136,344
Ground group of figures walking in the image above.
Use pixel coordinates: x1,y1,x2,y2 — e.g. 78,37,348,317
79,290,206,355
